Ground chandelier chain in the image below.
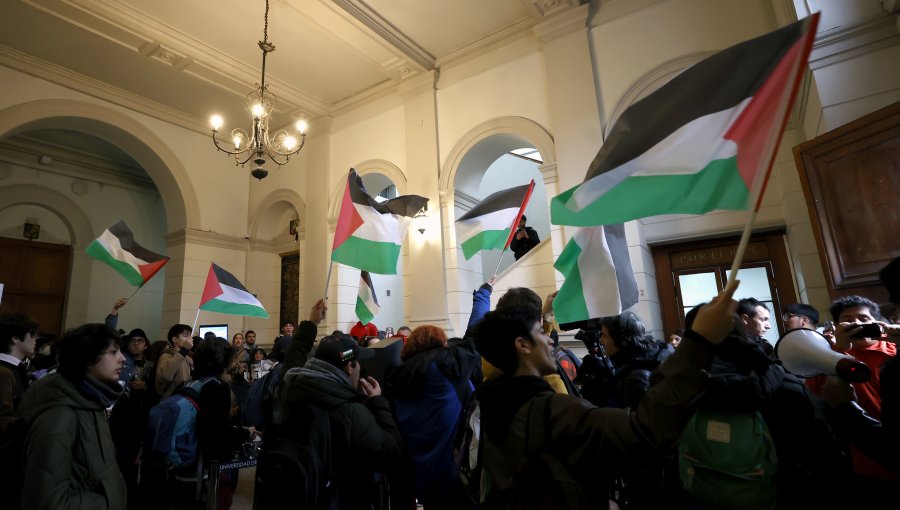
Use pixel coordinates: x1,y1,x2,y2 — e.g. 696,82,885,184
263,0,269,43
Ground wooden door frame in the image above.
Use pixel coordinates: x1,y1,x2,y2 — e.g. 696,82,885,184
652,230,797,336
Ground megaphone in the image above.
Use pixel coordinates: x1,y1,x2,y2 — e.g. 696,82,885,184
775,328,871,383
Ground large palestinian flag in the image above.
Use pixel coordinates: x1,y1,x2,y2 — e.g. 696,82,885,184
355,271,381,326
332,169,428,274
456,181,535,260
199,263,268,318
551,14,819,227
553,225,638,327
85,220,169,287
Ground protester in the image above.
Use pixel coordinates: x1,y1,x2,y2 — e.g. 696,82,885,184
20,324,127,509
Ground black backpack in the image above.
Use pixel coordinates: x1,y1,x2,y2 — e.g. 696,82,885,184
499,395,591,510
255,401,333,509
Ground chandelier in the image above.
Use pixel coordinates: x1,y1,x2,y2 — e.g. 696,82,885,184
209,0,307,180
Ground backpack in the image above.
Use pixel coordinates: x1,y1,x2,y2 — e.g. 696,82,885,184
455,398,489,504
143,376,216,468
242,364,283,430
255,400,333,510
500,395,590,510
678,408,779,510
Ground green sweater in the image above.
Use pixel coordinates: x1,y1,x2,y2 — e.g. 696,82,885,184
18,374,126,510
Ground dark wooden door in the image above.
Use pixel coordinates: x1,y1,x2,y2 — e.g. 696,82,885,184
793,101,900,302
0,237,72,335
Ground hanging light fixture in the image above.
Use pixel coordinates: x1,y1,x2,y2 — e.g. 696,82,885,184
209,0,307,180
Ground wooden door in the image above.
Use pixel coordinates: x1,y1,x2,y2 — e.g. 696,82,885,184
652,231,797,345
793,102,900,302
0,237,72,334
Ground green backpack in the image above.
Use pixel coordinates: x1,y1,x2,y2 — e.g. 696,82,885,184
678,408,778,510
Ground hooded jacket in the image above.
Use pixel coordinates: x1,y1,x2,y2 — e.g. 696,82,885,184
477,333,716,508
386,337,480,500
283,358,403,510
18,373,126,510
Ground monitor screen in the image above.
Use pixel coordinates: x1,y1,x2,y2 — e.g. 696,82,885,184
198,324,229,341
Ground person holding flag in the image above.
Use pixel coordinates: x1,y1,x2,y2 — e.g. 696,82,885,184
510,215,540,260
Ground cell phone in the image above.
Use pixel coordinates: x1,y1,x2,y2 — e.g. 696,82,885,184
849,323,883,339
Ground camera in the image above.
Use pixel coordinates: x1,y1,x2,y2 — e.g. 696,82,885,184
849,323,883,339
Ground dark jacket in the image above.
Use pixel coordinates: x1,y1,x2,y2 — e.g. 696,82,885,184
386,337,480,502
477,333,716,508
510,226,540,260
578,341,674,410
686,335,849,509
283,358,403,510
19,373,126,510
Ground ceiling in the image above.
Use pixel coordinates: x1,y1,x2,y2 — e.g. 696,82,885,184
0,0,547,136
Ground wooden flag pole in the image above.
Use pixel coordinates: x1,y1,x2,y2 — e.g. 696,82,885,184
191,309,201,333
322,259,335,303
125,285,141,300
493,248,507,277
726,209,758,288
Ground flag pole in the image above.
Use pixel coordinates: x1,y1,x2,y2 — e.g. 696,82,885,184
126,285,141,300
726,210,758,288
322,259,335,303
493,248,507,277
191,309,201,333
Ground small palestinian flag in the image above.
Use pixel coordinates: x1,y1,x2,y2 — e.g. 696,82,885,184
199,263,269,318
355,271,381,325
85,220,169,287
456,181,535,260
551,14,819,227
332,169,428,274
553,225,638,327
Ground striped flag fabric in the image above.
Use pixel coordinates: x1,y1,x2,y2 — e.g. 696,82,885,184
332,169,428,275
355,271,381,325
199,263,269,318
553,225,639,326
455,181,535,260
85,220,169,287
551,15,819,227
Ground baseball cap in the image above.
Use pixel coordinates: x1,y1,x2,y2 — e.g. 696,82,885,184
314,334,375,368
783,303,819,325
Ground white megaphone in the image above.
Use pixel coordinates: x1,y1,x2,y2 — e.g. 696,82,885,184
775,328,871,383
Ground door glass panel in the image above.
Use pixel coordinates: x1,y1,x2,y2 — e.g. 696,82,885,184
678,272,719,308
726,267,772,300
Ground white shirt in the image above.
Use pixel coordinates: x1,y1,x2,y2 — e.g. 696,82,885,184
0,352,23,366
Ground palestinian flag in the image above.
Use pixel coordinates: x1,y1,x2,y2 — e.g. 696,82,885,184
85,220,169,287
199,263,268,318
332,169,428,274
456,181,535,260
553,225,639,327
355,271,381,325
551,15,819,227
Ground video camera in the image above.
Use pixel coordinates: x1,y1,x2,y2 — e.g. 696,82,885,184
573,318,604,355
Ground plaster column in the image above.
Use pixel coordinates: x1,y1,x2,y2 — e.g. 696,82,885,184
301,117,334,335
399,71,450,330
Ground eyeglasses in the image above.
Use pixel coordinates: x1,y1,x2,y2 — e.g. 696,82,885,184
782,314,808,322
129,338,147,344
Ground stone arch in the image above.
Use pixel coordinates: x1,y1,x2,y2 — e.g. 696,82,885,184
439,116,556,194
327,159,408,221
605,51,715,137
0,184,94,247
0,99,200,231
250,189,307,240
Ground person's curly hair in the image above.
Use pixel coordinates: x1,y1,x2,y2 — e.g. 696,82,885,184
401,325,448,360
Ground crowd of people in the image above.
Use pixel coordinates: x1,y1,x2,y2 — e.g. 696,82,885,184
2,256,900,509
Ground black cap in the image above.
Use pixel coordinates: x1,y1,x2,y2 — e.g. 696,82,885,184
314,334,375,368
783,303,819,325
127,328,148,340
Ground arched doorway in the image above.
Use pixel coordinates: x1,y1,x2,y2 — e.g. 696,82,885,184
0,99,198,337
439,117,559,336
